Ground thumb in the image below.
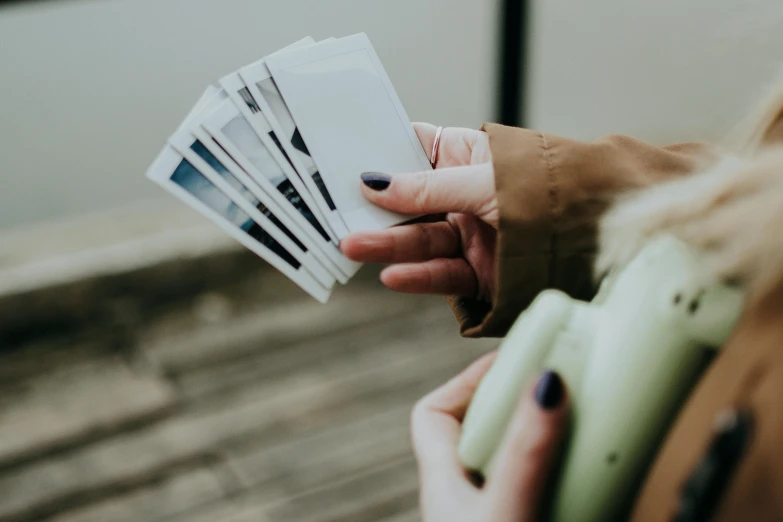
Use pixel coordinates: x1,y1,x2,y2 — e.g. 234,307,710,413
487,370,569,522
359,163,497,225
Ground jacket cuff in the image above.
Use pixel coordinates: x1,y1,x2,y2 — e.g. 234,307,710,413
448,123,718,338
449,124,595,337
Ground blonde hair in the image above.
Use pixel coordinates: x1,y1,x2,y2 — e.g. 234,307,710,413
597,78,783,293
729,71,783,153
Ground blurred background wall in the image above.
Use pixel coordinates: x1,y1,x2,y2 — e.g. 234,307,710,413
3,0,783,231
0,0,499,230
3,0,783,230
525,0,783,143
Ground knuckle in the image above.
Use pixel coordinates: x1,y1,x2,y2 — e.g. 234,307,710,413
411,171,433,212
415,222,436,257
522,434,552,463
411,396,430,428
472,131,492,164
506,416,558,463
440,259,458,293
423,260,440,290
410,399,433,452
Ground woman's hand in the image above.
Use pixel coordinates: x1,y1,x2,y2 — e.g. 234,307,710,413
340,123,498,301
413,354,569,522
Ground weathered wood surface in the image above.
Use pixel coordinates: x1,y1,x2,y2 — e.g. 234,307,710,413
0,264,497,522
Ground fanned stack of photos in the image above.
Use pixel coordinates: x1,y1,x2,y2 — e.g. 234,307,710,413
147,33,431,302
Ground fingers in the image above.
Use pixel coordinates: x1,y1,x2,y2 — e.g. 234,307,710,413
340,222,460,263
488,371,570,521
412,352,498,482
360,163,497,224
412,122,493,167
380,258,477,296
413,122,439,162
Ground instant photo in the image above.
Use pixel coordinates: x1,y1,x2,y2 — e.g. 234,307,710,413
192,126,354,281
265,33,431,233
171,85,346,284
171,162,300,268
222,116,317,225
146,147,331,302
172,85,349,282
239,59,351,239
201,100,360,278
256,77,334,210
146,33,431,300
219,68,347,245
190,139,305,251
211,103,327,239
172,134,338,287
197,100,361,281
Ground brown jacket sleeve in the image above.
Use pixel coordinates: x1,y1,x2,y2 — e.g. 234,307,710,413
449,123,720,338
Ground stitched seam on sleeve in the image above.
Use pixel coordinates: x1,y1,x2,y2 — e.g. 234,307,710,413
540,132,560,286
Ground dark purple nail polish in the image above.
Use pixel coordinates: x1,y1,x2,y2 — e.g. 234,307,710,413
535,370,564,410
361,172,391,191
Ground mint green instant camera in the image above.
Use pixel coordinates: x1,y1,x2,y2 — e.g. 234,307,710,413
458,236,744,522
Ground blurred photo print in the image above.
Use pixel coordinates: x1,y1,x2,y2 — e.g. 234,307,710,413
169,159,300,269
188,139,306,254
257,77,332,209
238,87,261,114
239,60,350,238
172,133,338,287
264,33,431,232
190,107,357,279
146,147,331,302
205,102,331,244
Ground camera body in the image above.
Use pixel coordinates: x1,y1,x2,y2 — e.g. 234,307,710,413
458,235,744,522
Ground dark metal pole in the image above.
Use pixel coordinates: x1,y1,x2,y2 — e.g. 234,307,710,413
497,0,530,127
0,0,62,7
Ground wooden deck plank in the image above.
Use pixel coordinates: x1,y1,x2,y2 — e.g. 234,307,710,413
173,303,465,401
229,404,412,494
44,468,226,522
140,279,443,374
0,356,175,468
263,457,420,522
0,200,502,522
0,310,492,522
376,509,420,522
175,458,419,522
171,497,274,522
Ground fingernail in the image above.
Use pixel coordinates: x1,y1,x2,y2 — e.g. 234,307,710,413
361,172,391,191
535,370,564,410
